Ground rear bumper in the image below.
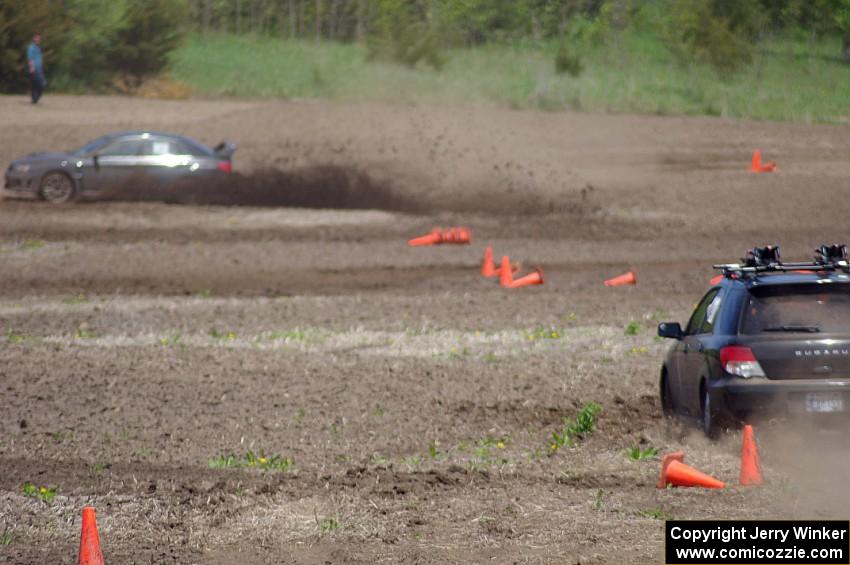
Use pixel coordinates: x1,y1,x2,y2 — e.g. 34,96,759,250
710,377,850,418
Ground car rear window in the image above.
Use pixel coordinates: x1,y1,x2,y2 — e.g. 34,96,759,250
740,284,850,334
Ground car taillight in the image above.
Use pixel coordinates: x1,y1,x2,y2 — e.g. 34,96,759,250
720,346,765,378
217,161,232,173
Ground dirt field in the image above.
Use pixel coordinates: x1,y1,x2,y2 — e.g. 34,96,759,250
3,94,850,564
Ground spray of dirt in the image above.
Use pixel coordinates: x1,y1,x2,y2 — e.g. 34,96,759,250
95,163,598,219
98,165,425,212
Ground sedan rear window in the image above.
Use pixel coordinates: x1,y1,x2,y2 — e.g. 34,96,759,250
741,285,850,334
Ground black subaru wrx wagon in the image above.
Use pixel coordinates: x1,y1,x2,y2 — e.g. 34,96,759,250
658,245,850,437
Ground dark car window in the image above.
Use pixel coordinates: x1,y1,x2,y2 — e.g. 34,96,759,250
99,138,145,157
686,288,721,335
72,136,112,155
741,285,850,334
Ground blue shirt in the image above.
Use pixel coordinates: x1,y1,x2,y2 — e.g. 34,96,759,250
27,42,43,74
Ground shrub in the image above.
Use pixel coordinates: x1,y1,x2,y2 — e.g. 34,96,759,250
554,41,583,76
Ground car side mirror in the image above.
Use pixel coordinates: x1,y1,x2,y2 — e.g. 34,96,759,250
658,322,683,340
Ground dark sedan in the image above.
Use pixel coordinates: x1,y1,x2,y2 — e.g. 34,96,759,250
4,131,236,203
658,245,850,437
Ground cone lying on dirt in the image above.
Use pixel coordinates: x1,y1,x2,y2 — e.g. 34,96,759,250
750,150,777,173
499,256,514,287
508,267,544,288
78,507,105,565
604,270,637,287
408,227,472,246
739,424,764,486
657,451,725,489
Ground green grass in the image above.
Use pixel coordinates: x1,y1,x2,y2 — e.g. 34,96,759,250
170,31,850,122
22,483,56,503
626,446,659,461
208,450,294,472
550,401,602,453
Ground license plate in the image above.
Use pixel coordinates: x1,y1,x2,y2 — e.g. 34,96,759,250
806,392,844,413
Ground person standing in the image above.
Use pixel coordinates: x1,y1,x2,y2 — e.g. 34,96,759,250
27,33,45,104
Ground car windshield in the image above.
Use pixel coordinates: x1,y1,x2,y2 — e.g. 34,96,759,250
741,284,850,334
70,136,113,156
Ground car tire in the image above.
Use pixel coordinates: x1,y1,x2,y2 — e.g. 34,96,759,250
39,172,76,204
660,371,675,418
701,383,721,439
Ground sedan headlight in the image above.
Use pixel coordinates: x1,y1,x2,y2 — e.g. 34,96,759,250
10,163,30,173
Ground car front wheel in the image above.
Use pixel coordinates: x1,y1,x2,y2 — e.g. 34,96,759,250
660,371,675,417
39,172,76,204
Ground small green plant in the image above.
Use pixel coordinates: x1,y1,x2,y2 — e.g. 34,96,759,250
74,327,96,340
159,333,182,346
626,446,659,461
6,328,25,343
293,408,306,423
209,451,294,471
427,441,444,460
484,351,499,363
245,450,294,471
640,507,672,520
208,454,239,469
22,483,56,503
63,294,90,305
371,404,384,417
210,328,236,340
550,401,602,453
318,517,340,533
624,321,641,336
593,488,605,510
402,455,422,469
196,288,212,298
447,346,470,359
135,446,152,458
50,430,72,444
469,437,509,466
262,329,307,341
90,462,110,475
527,327,562,341
21,239,45,250
0,528,11,545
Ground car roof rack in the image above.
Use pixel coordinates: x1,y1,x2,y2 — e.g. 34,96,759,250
713,244,850,278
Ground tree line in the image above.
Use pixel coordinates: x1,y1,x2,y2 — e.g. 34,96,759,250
2,0,850,92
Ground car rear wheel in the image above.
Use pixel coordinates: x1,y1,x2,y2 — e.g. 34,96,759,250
701,384,721,439
39,172,75,204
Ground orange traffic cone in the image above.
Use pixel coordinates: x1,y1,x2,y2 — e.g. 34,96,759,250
408,228,442,247
663,460,725,489
444,227,471,244
481,246,497,277
739,425,763,486
509,267,544,288
499,256,514,287
78,507,105,565
657,451,685,488
604,271,637,287
750,150,776,173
